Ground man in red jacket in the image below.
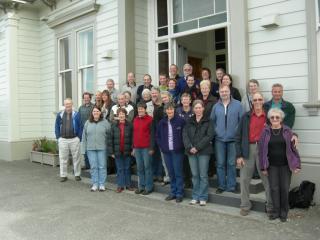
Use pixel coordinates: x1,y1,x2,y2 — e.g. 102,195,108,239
132,102,154,195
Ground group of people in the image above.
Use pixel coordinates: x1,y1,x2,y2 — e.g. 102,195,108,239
55,63,301,222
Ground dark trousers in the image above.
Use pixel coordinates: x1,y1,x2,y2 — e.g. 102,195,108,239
84,153,90,169
183,155,192,186
268,165,292,219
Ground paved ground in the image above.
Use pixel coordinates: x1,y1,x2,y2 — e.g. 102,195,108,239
0,160,319,240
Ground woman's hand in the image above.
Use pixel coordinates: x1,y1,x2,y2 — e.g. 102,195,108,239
236,157,245,168
111,154,115,159
148,150,154,155
190,147,198,154
131,150,135,156
262,170,268,176
291,135,299,148
293,168,301,174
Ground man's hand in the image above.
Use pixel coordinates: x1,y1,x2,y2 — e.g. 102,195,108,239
291,135,299,148
236,157,245,168
148,150,154,155
111,154,115,159
131,150,135,156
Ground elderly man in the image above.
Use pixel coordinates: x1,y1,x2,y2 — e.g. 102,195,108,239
264,83,296,128
177,63,198,94
78,92,94,169
136,74,153,104
106,79,120,103
109,93,134,122
210,85,243,194
55,98,82,182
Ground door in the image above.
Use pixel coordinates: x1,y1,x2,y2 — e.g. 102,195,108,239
188,56,202,80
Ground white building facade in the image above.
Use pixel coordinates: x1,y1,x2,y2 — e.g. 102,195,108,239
0,0,319,202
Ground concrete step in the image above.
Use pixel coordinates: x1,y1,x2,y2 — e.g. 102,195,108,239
82,171,266,213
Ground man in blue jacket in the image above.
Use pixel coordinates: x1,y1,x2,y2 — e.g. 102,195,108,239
55,98,82,182
210,85,243,193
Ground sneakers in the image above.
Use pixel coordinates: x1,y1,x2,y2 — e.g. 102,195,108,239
75,176,81,181
176,197,183,203
189,199,198,205
90,185,98,192
199,200,206,206
165,195,176,201
216,188,224,194
99,186,106,192
116,187,124,193
240,209,249,216
60,177,67,182
135,189,144,194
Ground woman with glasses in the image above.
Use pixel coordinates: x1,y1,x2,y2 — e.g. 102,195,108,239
259,108,301,222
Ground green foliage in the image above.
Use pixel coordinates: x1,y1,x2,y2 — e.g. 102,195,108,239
32,137,58,154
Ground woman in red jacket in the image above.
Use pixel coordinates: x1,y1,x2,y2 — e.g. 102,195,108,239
132,102,154,195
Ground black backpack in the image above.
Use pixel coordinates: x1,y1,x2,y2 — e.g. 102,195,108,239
289,181,316,209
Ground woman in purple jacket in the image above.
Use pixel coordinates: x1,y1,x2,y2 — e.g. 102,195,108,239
156,102,185,203
259,108,301,222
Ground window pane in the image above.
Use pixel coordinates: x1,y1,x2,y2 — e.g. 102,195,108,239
82,67,94,94
158,27,168,37
61,71,72,101
216,54,226,62
157,0,168,27
158,42,169,51
215,0,226,13
59,37,71,71
173,20,198,33
199,12,227,28
79,29,93,66
158,51,169,75
172,0,183,23
183,0,214,21
215,28,226,42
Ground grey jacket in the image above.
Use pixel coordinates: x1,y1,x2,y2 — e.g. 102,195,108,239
81,119,111,154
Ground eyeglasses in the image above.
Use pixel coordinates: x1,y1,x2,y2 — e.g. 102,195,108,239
270,116,280,120
253,98,263,102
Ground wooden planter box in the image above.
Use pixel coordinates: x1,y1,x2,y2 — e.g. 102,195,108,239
30,151,59,167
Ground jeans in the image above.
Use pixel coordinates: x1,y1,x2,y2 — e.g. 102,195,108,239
215,140,236,191
188,154,210,201
84,152,90,169
134,148,153,191
163,151,184,198
152,145,163,178
87,150,107,187
115,154,132,188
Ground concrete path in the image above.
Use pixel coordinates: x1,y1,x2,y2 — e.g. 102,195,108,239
0,160,319,240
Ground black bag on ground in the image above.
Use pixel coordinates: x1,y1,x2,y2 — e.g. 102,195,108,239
289,181,316,209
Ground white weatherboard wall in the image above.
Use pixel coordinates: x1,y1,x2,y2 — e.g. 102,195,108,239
134,0,149,84
39,20,55,139
17,10,41,140
247,0,320,202
0,16,8,141
96,0,120,90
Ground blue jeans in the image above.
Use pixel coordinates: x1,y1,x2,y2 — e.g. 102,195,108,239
84,152,90,169
163,151,184,198
188,154,210,201
134,148,153,191
87,150,107,187
152,145,163,178
115,154,132,188
215,140,236,191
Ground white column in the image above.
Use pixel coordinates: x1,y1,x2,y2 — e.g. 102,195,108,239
5,12,20,141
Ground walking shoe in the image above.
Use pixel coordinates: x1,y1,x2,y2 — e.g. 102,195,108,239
199,200,206,206
99,186,106,192
60,177,67,182
126,186,134,191
269,215,279,221
280,218,287,222
142,189,153,195
161,181,169,186
215,188,224,194
165,195,176,201
240,209,249,216
75,176,81,181
176,197,183,203
116,187,124,193
157,176,163,182
189,199,198,205
135,189,144,194
90,185,98,192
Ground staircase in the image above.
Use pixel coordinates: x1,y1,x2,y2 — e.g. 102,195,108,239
82,171,267,212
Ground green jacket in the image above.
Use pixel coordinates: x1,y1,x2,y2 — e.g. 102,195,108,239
264,98,296,128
